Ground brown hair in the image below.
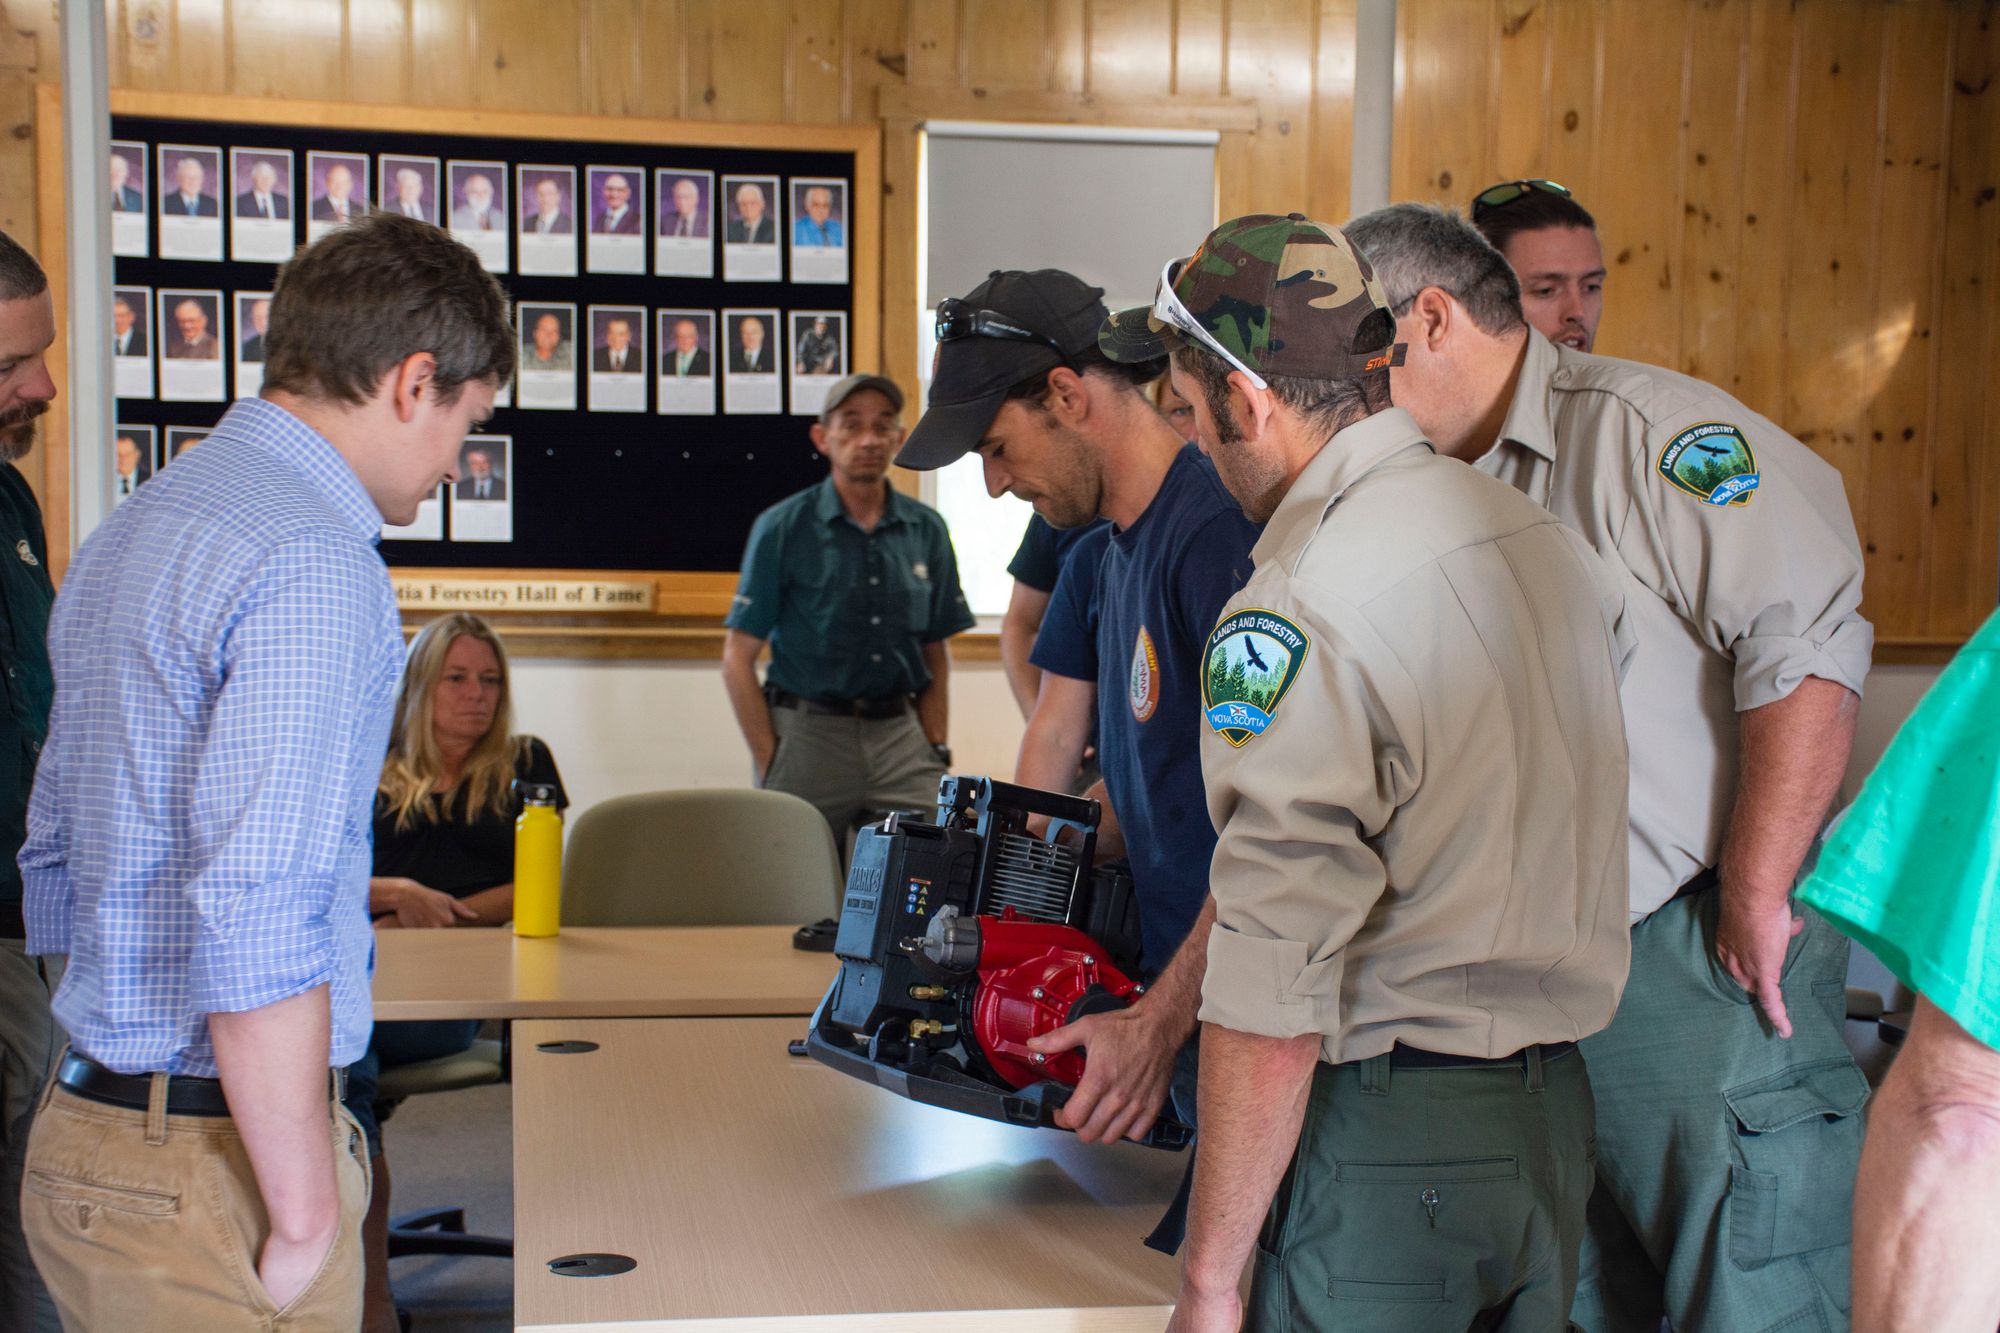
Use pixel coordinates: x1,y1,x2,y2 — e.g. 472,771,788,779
263,212,513,406
1172,343,1389,445
377,613,528,832
0,229,48,302
1474,189,1598,258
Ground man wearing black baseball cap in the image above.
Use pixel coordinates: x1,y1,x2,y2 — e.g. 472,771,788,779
898,269,1261,1148
722,372,974,856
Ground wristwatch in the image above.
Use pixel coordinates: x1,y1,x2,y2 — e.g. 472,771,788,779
931,743,952,767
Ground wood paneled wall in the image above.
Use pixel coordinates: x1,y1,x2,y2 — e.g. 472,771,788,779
3,0,1995,647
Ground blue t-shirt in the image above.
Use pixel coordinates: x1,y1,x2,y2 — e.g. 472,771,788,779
1031,446,1262,970
1008,514,1112,595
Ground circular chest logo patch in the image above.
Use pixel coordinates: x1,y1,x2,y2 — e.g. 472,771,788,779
1129,625,1160,722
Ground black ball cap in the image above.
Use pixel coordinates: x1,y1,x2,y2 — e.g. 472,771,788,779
895,269,1108,471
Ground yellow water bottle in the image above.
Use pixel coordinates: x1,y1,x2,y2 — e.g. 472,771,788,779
513,783,563,938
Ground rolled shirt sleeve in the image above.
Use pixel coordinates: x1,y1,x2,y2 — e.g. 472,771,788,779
1198,584,1421,1041
1624,408,1873,711
182,537,390,1014
724,508,785,641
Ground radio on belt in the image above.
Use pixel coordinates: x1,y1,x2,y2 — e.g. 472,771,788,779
804,775,1192,1149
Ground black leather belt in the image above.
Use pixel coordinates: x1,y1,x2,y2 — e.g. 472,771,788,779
767,687,909,720
1388,1040,1575,1071
58,1052,232,1117
1672,866,1720,902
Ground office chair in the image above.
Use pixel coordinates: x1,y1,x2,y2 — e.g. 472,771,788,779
562,787,843,926
379,1037,512,1260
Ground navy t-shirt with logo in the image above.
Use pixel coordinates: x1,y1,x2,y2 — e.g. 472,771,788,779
1030,445,1261,970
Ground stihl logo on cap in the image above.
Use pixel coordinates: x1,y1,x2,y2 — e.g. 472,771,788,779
1364,351,1394,371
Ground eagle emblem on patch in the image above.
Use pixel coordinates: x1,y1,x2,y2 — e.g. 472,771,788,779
1658,422,1759,507
1202,608,1309,748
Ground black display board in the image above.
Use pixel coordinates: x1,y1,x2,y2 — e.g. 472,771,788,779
111,113,854,573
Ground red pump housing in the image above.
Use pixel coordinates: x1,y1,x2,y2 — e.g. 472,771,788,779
968,908,1144,1089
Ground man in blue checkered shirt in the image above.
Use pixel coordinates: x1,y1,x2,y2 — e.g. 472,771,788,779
18,212,511,1331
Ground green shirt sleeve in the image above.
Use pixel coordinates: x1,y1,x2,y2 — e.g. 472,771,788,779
923,517,976,643
1796,610,2000,1052
725,508,785,641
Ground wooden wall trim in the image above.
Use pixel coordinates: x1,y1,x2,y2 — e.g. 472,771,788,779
106,88,879,153
31,81,69,573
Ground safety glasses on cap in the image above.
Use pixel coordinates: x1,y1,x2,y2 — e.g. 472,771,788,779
1471,178,1573,221
1151,256,1269,391
934,298,1068,358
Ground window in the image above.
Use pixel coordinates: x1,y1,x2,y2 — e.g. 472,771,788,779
919,122,1217,616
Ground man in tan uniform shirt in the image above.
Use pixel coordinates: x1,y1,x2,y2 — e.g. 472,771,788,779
1346,203,1872,1333
1103,213,1635,1333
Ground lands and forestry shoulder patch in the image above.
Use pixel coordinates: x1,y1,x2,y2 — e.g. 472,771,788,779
1657,421,1759,507
1202,608,1310,747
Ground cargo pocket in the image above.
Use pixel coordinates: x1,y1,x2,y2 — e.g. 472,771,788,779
1724,1058,1869,1269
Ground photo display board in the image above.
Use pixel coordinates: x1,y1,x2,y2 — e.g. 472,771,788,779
111,111,859,574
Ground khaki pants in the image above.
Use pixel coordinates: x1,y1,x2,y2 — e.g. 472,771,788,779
0,938,62,1332
1249,1046,1596,1331
762,703,943,838
1572,885,1865,1333
22,1082,370,1332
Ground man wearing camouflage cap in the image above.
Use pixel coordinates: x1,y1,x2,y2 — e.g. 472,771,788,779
1345,203,1871,1333
1109,214,1636,1332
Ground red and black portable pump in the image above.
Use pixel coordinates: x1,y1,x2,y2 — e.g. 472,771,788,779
805,775,1192,1150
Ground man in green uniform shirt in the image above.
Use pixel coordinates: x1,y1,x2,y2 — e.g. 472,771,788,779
722,374,974,840
1798,615,2000,1333
0,228,62,1333
1346,203,1873,1333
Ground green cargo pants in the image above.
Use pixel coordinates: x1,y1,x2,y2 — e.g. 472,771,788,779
1571,884,1868,1333
1249,1045,1596,1332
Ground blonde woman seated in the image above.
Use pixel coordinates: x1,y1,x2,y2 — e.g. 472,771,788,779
370,611,566,930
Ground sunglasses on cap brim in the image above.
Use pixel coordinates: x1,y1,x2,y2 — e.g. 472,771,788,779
1151,256,1270,391
934,298,1068,359
1471,178,1573,221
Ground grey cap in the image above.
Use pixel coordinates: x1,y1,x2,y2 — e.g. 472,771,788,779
820,373,905,422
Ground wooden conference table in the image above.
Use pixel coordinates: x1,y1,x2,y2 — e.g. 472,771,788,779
371,928,1182,1328
370,923,837,1021
511,1016,1183,1331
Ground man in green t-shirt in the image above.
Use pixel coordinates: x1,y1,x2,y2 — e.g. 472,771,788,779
1797,611,2000,1332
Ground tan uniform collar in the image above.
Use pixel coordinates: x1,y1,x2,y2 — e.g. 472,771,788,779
1254,406,1434,565
1492,328,1561,463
